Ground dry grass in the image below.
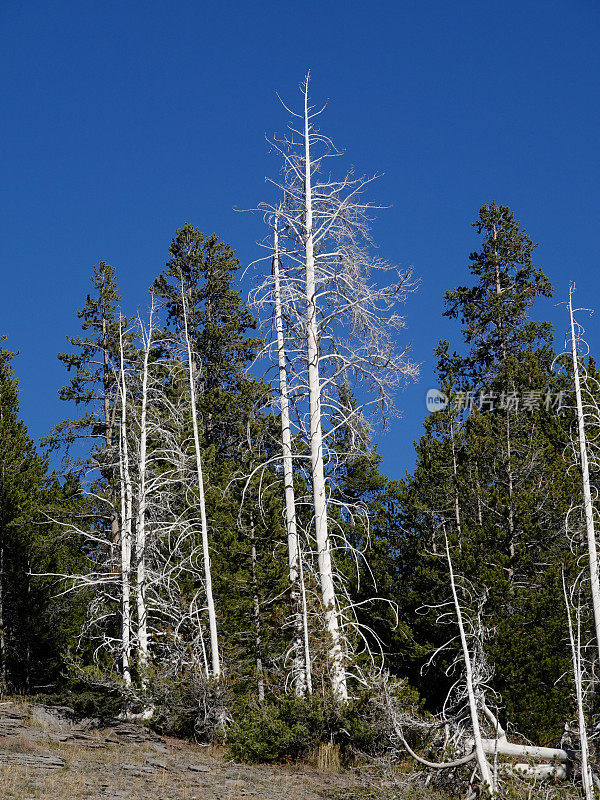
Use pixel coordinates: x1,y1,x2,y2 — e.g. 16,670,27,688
0,701,396,800
0,764,89,800
309,741,341,772
0,696,30,710
2,734,44,754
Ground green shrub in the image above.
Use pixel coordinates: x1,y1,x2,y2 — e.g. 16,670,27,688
227,695,325,763
227,681,419,764
38,682,124,719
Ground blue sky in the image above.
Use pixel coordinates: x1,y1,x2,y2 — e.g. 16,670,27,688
2,0,599,479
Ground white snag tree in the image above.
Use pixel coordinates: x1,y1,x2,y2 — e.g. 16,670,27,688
567,283,600,664
444,534,495,796
254,73,418,701
562,572,594,800
180,277,221,679
272,213,312,696
133,299,158,681
117,316,133,686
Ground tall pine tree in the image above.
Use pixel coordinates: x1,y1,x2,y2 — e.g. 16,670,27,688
398,204,577,741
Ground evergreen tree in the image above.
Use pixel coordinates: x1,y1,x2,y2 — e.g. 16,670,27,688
398,204,578,742
49,261,124,542
153,224,261,457
152,225,284,692
0,340,72,690
444,201,553,385
53,261,122,453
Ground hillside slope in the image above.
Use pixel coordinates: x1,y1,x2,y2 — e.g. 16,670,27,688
0,701,403,800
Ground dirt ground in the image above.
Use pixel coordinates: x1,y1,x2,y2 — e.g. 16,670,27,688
0,700,401,800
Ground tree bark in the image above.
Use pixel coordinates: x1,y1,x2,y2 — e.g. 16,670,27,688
118,320,132,686
302,79,347,702
181,280,221,679
569,285,600,664
445,533,495,795
273,217,310,696
135,305,154,681
118,426,131,684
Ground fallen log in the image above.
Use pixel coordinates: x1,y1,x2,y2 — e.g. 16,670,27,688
477,738,571,764
512,763,568,780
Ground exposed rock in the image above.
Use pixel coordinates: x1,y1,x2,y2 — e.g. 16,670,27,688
0,719,28,737
146,757,168,769
108,722,162,743
0,750,66,769
0,702,393,799
0,703,30,738
31,705,76,727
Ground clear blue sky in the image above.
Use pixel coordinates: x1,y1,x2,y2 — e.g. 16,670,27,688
2,0,599,479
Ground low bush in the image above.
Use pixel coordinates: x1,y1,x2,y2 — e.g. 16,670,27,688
226,679,419,764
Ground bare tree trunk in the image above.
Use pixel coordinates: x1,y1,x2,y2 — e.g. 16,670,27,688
298,538,313,695
273,217,310,696
472,464,484,528
450,421,462,551
492,232,516,588
302,79,347,702
193,598,210,680
493,225,507,364
562,573,594,800
135,304,154,681
569,285,600,664
444,533,495,796
181,281,221,679
24,558,31,692
118,320,132,686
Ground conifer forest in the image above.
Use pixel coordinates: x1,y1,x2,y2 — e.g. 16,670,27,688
4,75,600,798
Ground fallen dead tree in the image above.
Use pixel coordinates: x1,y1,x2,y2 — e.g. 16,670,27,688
381,535,586,797
387,702,573,782
384,681,578,796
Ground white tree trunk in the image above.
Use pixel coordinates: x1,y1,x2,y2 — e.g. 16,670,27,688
181,281,221,679
118,320,132,686
135,303,154,680
273,217,311,696
298,538,313,696
302,80,347,703
563,574,594,800
569,285,600,664
445,534,494,795
478,739,570,763
512,763,567,780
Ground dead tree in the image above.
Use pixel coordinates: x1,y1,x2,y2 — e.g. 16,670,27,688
180,278,221,679
254,73,417,701
567,284,600,664
272,213,311,695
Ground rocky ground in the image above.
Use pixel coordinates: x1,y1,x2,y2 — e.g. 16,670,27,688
0,701,406,800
